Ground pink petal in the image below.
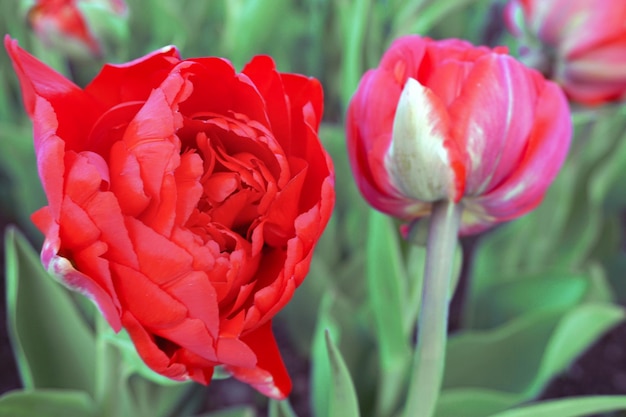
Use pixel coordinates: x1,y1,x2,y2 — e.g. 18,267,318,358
347,69,421,218
467,79,571,228
448,54,536,196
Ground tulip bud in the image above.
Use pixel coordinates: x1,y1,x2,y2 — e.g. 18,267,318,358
347,35,572,235
26,0,128,58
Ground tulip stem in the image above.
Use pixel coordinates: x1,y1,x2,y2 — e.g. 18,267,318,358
403,199,461,417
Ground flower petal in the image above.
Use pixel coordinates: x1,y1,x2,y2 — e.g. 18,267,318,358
5,36,104,150
387,77,460,202
463,79,571,232
227,321,291,400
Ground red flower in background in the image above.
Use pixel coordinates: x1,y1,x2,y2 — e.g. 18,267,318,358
506,0,626,105
28,0,127,56
347,35,571,235
6,36,334,398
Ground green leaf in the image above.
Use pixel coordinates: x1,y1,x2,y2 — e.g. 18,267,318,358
337,0,370,108
535,304,625,395
92,316,136,417
445,310,562,394
5,227,96,393
471,275,588,329
324,330,361,417
222,0,293,69
436,389,520,417
127,374,202,417
366,210,410,364
444,304,624,403
0,389,96,417
310,294,340,417
100,322,185,387
487,396,626,417
581,263,615,304
393,0,479,37
589,126,626,209
268,399,298,417
0,124,46,237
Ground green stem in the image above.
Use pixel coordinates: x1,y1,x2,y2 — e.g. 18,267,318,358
403,200,461,417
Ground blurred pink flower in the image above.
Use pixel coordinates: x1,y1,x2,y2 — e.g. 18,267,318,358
506,0,626,105
28,0,127,56
347,35,572,235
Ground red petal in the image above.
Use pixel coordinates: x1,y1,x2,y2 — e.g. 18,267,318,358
242,55,291,150
108,141,151,217
181,58,270,130
32,110,65,221
4,36,103,150
125,217,193,286
227,321,291,399
112,262,187,328
167,271,220,339
82,191,138,268
174,152,203,225
122,311,188,379
28,0,101,54
85,45,181,109
216,337,256,368
156,319,218,362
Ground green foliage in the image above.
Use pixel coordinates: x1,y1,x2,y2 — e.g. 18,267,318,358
366,211,412,416
310,295,340,417
5,227,96,393
436,389,520,417
444,305,624,396
0,125,46,241
0,390,97,417
367,210,411,360
488,396,626,417
324,330,361,417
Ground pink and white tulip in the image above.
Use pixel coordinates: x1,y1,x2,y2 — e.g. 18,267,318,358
506,0,626,105
346,35,572,234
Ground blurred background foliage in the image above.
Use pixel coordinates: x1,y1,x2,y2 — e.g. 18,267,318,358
1,0,626,416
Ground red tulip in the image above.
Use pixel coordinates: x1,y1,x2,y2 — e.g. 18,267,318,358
6,36,334,398
506,0,626,105
347,35,571,235
27,0,127,56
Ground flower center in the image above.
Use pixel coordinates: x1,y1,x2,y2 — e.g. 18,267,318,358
180,113,280,250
